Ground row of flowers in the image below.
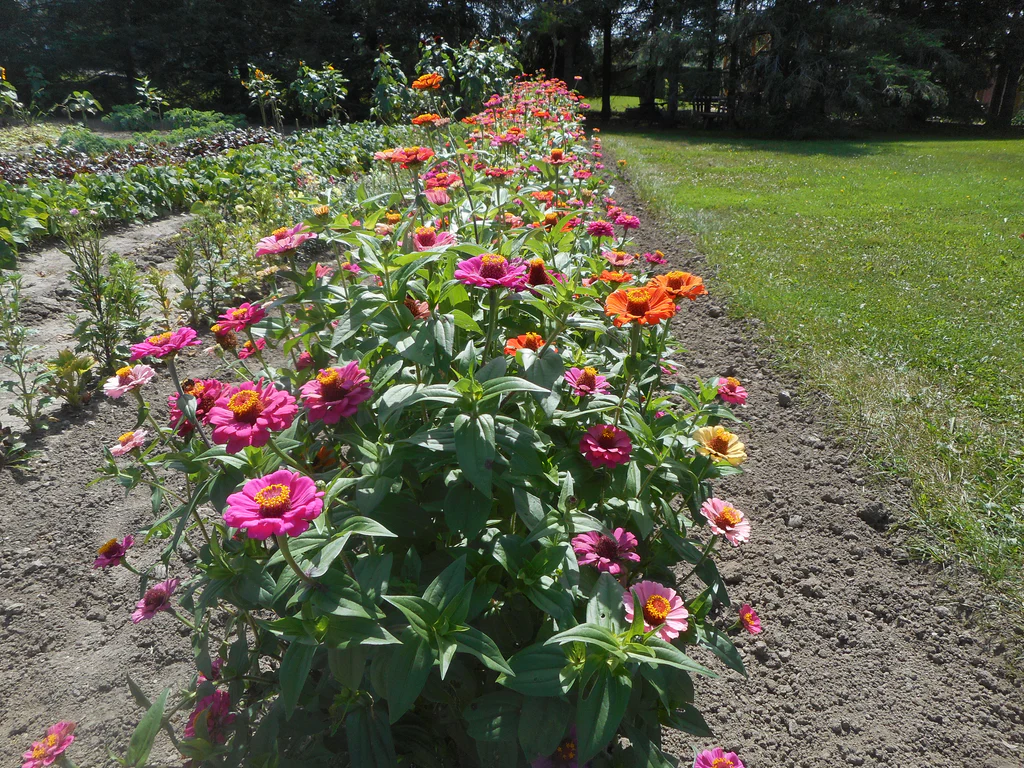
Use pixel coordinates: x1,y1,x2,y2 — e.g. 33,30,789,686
24,74,761,768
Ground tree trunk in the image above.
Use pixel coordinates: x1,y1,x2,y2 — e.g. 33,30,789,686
601,8,613,121
726,0,745,127
667,8,681,122
990,53,1022,128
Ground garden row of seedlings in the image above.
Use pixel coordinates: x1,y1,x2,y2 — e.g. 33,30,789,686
20,75,757,768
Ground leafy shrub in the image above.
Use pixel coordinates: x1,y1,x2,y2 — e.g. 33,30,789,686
164,108,247,130
103,103,155,131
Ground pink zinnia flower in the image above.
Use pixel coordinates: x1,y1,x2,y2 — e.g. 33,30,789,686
238,337,266,360
110,429,148,457
93,535,134,568
129,327,201,361
404,295,431,320
564,367,611,397
412,226,457,251
131,577,179,623
579,424,632,469
184,691,236,744
700,497,752,546
296,351,315,370
341,262,361,274
644,251,667,265
21,721,76,768
208,381,298,454
315,263,335,278
716,376,748,406
572,528,640,575
103,364,156,398
602,250,634,267
169,378,223,436
586,219,615,238
694,748,745,768
616,214,640,230
739,604,762,635
425,188,450,205
454,253,527,289
217,302,266,332
255,223,317,257
197,657,225,684
623,580,689,641
300,363,373,424
224,469,324,539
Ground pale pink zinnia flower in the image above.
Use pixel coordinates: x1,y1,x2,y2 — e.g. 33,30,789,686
110,429,148,457
454,253,527,289
131,577,179,623
586,219,615,238
412,225,457,251
103,364,156,398
700,497,752,546
716,376,748,406
579,424,632,469
21,721,76,768
217,302,266,332
300,363,373,424
694,748,745,768
208,381,298,454
129,327,201,361
315,263,335,278
739,604,762,635
424,188,450,205
572,528,640,575
224,469,324,539
184,691,236,744
615,214,640,230
254,223,317,257
93,535,135,568
564,367,611,397
623,580,689,641
602,250,635,267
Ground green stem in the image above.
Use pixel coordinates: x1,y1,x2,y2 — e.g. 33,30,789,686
482,287,500,362
267,433,312,474
166,357,212,449
276,534,317,587
679,536,717,585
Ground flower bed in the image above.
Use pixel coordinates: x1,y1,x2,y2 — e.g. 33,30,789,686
27,75,760,768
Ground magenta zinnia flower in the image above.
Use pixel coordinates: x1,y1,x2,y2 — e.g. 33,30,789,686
129,327,201,361
184,691,236,744
131,577,179,623
622,580,689,641
208,381,298,454
169,378,224,436
694,748,745,768
644,251,667,265
412,226,457,251
572,528,640,575
238,337,266,360
103,364,155,399
716,376,748,406
93,535,135,569
564,367,611,397
700,497,752,546
615,214,640,230
255,223,316,257
739,603,762,635
579,424,632,469
586,219,614,238
21,721,76,768
110,429,148,457
224,469,324,539
454,253,527,289
300,363,373,424
217,302,266,332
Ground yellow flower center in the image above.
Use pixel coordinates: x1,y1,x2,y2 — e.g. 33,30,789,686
479,254,508,279
717,505,742,527
520,333,544,350
415,226,436,239
726,377,741,387
254,483,291,516
712,760,735,768
118,431,137,445
666,271,688,289
272,226,289,237
227,390,263,421
231,307,248,319
579,367,598,388
643,594,671,625
529,257,545,268
554,738,576,760
708,432,733,456
550,148,564,160
313,205,329,216
600,427,616,442
98,538,120,557
147,331,172,345
32,744,46,759
386,212,402,224
116,366,133,382
624,288,652,316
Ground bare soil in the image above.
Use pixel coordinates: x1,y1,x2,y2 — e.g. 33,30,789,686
1,184,1022,767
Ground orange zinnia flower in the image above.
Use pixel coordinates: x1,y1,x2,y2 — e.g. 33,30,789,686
412,73,444,90
504,332,554,355
649,271,708,301
598,270,634,284
390,146,435,167
411,113,444,126
604,287,676,327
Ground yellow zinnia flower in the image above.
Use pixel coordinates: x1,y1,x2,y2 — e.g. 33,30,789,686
693,425,747,466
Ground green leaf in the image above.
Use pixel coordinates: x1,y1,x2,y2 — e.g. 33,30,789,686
280,642,316,719
422,555,467,609
576,669,631,764
696,624,747,677
454,413,496,497
454,626,514,675
633,637,717,677
525,581,575,622
586,572,626,631
480,375,550,402
444,482,492,539
462,691,521,742
383,595,441,637
125,687,168,767
346,706,398,767
548,623,622,655
387,630,435,723
517,696,572,762
499,644,571,697
664,703,714,737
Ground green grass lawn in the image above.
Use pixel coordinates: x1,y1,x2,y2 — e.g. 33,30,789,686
606,130,1024,604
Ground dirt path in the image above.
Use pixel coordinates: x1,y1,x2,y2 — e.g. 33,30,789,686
606,180,1024,766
